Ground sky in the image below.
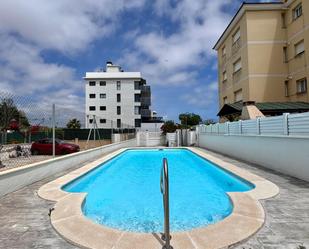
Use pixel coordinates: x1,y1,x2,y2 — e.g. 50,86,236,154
0,0,279,122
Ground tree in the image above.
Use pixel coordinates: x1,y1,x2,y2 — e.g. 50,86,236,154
203,119,216,125
161,120,177,134
179,113,202,128
66,118,81,129
0,98,30,130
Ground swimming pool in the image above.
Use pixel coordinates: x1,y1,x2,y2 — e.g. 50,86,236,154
63,149,254,233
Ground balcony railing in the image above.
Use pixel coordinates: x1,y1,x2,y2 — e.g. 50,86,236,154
141,85,151,93
141,97,151,106
140,108,152,117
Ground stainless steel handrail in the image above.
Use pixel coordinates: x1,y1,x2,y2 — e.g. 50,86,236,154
160,158,173,249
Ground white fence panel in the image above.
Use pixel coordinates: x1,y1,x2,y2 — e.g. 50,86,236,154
288,112,309,136
197,111,309,137
206,125,212,133
260,116,284,135
199,125,207,133
229,122,239,134
218,123,226,134
242,120,257,135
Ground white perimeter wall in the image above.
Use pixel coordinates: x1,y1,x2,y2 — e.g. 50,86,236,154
198,134,309,182
140,122,163,132
0,138,137,197
136,132,165,146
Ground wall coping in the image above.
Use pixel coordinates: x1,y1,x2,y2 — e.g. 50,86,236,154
0,138,137,178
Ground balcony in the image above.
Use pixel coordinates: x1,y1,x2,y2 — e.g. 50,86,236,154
140,85,151,106
140,108,152,117
232,39,241,55
141,85,151,95
141,97,151,107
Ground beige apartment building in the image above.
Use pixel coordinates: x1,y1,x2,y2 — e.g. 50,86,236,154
214,0,309,117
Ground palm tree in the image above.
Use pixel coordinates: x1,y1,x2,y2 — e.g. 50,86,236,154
66,118,81,129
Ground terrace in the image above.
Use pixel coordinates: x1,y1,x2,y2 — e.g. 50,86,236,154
0,148,308,248
0,108,308,248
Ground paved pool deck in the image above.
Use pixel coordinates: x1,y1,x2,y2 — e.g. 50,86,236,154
0,148,308,249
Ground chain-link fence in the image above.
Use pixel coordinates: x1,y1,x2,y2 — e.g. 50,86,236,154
0,91,135,171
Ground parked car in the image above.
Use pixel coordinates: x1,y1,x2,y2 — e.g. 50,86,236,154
31,138,80,155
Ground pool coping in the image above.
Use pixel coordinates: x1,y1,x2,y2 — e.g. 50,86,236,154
38,147,279,249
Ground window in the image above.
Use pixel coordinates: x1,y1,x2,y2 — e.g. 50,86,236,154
223,97,228,104
134,106,140,115
285,80,289,97
234,89,242,102
295,40,305,56
100,119,106,124
89,94,96,98
116,81,121,90
89,81,96,86
293,4,302,20
134,81,141,90
100,106,106,111
222,71,227,82
100,81,106,86
296,78,307,94
100,93,106,99
283,46,288,62
232,28,240,44
40,139,52,144
135,119,141,128
233,58,242,73
117,119,121,128
89,106,96,111
222,46,226,56
135,94,141,102
117,93,121,102
117,106,121,115
89,119,93,124
281,13,286,28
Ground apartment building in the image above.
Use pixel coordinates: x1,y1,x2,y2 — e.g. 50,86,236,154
84,62,151,128
214,0,309,117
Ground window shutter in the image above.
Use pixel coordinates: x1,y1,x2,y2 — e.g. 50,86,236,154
295,41,304,55
233,29,240,43
223,71,227,81
233,59,242,72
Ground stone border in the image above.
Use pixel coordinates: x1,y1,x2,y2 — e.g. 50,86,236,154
38,147,279,249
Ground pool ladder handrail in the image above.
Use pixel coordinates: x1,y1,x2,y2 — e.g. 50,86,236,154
160,158,173,249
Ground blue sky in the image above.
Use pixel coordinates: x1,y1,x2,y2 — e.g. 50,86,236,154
0,0,277,122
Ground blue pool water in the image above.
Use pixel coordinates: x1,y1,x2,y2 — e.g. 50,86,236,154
63,149,254,233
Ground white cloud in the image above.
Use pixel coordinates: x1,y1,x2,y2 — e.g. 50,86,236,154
119,0,237,87
0,0,240,116
0,0,146,113
0,0,145,53
181,82,218,108
0,34,77,94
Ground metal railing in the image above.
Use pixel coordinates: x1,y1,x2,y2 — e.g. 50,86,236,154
160,158,173,249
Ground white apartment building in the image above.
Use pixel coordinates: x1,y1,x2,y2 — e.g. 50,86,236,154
84,62,151,129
